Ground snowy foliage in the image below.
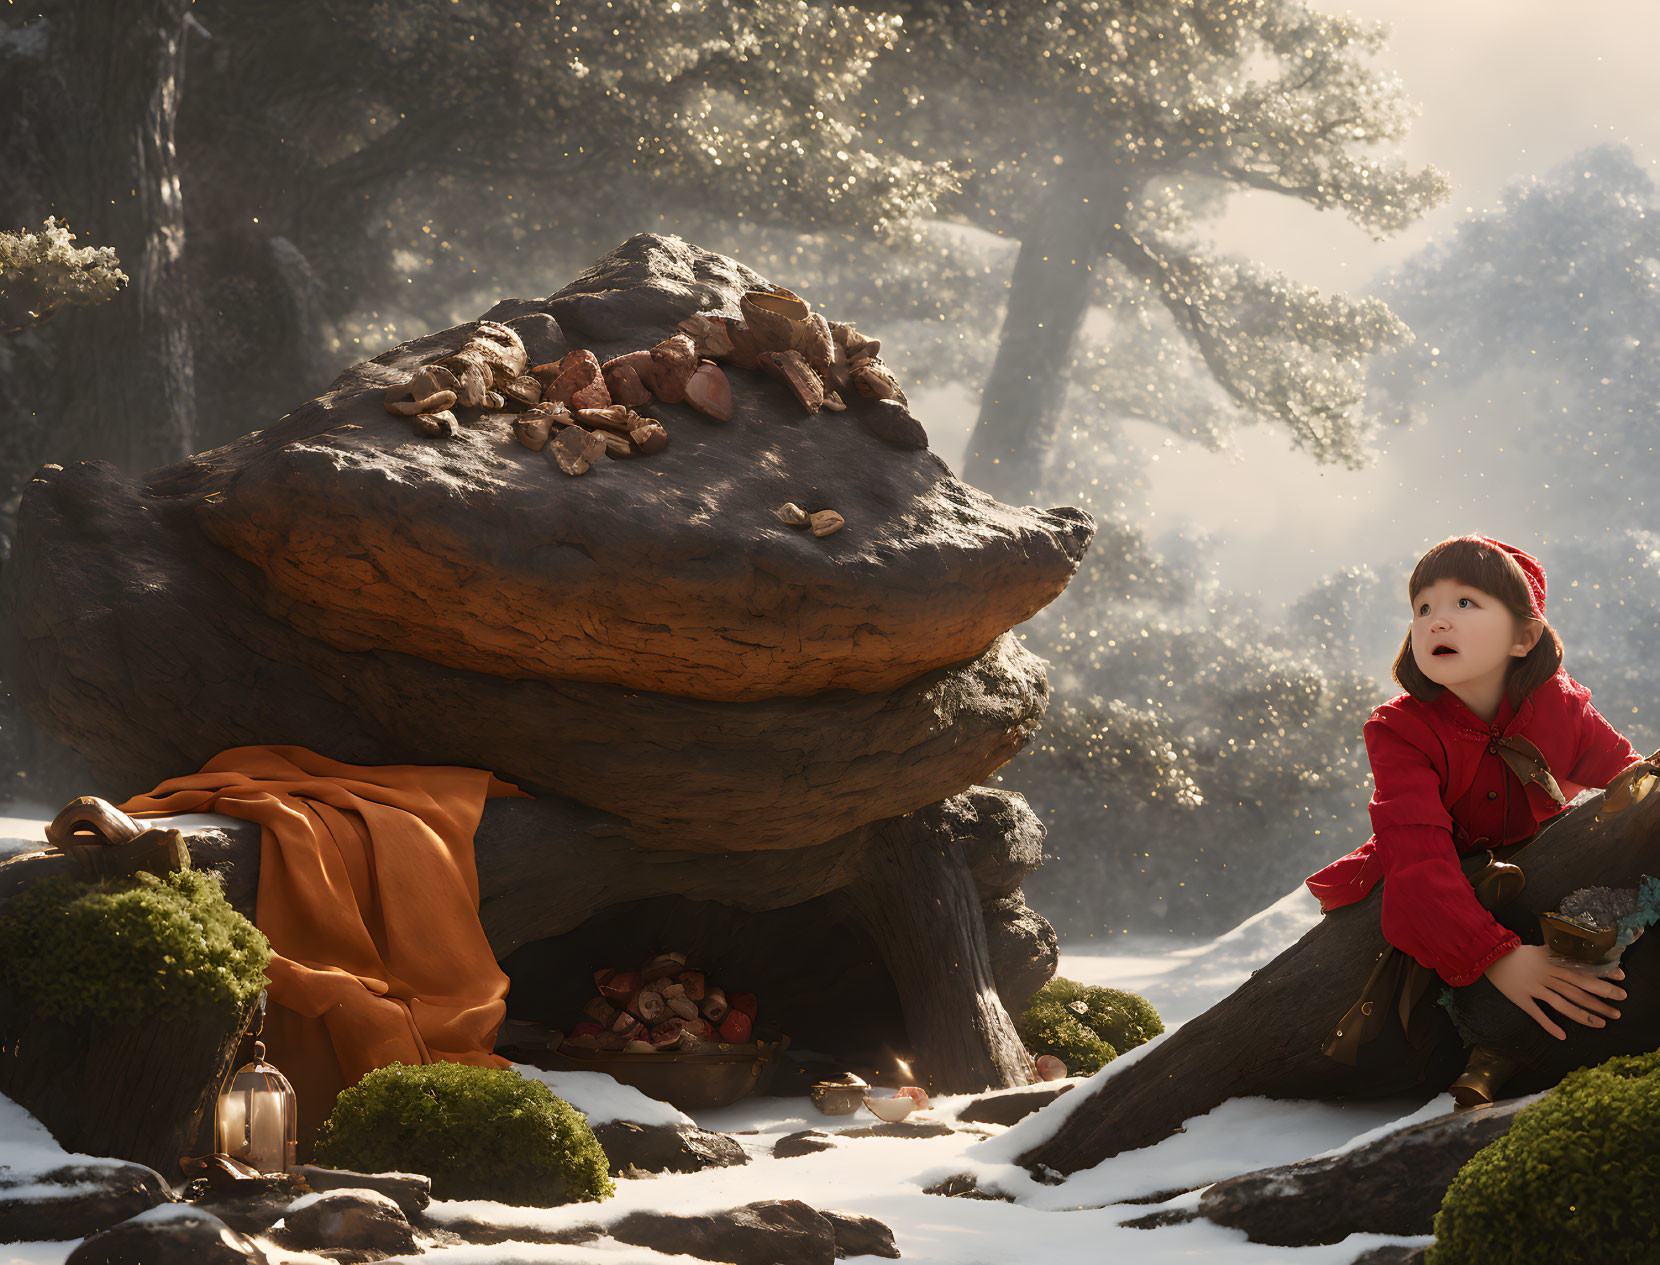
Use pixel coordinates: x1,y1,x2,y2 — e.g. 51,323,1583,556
0,217,125,332
1373,144,1660,529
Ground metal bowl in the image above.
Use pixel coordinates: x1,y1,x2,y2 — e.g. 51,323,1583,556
809,1081,868,1115
1538,912,1621,964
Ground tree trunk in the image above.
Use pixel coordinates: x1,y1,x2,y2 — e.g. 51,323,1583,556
960,173,1137,505
47,0,198,473
1015,783,1660,1176
834,814,1038,1093
0,980,255,1176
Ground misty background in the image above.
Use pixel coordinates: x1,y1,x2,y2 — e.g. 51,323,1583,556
2,0,1656,943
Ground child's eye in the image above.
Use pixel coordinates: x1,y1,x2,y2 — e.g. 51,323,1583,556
1417,603,1429,616
1458,597,1473,608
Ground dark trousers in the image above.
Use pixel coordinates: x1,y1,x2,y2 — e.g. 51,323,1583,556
1446,900,1658,1096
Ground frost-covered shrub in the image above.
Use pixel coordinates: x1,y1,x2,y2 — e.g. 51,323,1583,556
0,217,125,330
1017,977,1163,1076
0,869,269,1023
1429,1050,1660,1264
314,1062,615,1206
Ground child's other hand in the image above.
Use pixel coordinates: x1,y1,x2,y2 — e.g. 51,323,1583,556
1483,945,1628,1040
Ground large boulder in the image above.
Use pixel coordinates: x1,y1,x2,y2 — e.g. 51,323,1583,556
4,234,1089,852
185,238,1089,701
1,233,1087,1096
1197,1097,1531,1245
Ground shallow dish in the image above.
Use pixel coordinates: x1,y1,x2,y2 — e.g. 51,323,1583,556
863,1094,919,1123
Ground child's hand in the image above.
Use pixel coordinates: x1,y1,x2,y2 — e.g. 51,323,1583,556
1483,945,1628,1040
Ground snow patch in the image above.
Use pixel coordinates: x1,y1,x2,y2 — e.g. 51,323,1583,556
509,1064,692,1128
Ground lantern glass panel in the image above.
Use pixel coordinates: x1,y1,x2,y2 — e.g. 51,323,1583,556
214,1057,296,1174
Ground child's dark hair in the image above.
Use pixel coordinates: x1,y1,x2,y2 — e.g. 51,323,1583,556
1392,536,1563,707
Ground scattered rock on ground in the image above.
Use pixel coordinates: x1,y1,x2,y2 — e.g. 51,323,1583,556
67,1204,269,1265
1197,1097,1530,1245
1347,1248,1429,1265
0,1162,172,1245
418,1212,592,1247
607,1198,837,1265
820,1207,901,1258
1120,1206,1200,1231
774,1130,839,1159
955,1083,1074,1126
182,1182,303,1237
833,1121,959,1141
922,1173,1015,1203
277,1188,417,1256
593,1120,748,1175
773,1119,958,1159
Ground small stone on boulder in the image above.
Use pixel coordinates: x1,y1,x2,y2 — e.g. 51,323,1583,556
289,1164,431,1217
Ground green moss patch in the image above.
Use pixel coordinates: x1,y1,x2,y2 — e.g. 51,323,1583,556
1430,1049,1660,1264
1018,977,1163,1076
314,1062,615,1206
0,869,269,1024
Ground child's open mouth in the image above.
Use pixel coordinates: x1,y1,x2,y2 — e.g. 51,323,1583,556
1432,646,1457,656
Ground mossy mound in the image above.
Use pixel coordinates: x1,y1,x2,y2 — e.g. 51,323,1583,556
1429,1050,1660,1264
0,869,269,1023
314,1062,615,1206
1017,977,1163,1076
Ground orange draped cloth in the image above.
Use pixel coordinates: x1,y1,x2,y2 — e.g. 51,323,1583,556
119,745,529,1149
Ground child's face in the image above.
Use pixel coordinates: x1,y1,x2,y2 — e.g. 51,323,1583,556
1410,578,1537,698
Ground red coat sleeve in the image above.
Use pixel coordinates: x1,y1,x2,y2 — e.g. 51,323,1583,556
1364,716,1520,987
1565,684,1641,790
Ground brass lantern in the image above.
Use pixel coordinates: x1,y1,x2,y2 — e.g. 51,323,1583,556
215,1035,297,1175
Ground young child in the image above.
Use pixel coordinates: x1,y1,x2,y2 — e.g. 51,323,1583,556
1307,535,1637,1091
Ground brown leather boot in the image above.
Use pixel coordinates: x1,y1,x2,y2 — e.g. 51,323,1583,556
1449,1046,1522,1109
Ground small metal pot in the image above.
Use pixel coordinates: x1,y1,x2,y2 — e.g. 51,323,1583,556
810,1080,868,1115
1538,912,1620,964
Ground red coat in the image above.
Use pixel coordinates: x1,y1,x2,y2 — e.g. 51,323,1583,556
1305,670,1639,986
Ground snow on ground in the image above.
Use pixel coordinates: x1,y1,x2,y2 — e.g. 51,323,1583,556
1057,882,1325,1028
0,840,1438,1263
0,806,57,862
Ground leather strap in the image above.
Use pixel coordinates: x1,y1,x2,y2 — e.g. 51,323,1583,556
1495,734,1569,809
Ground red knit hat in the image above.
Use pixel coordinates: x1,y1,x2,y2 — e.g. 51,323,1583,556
1474,535,1547,619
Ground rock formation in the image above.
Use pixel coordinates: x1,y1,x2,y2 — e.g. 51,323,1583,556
1,233,1093,1096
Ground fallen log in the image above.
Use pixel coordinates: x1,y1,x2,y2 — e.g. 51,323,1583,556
1016,782,1660,1176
